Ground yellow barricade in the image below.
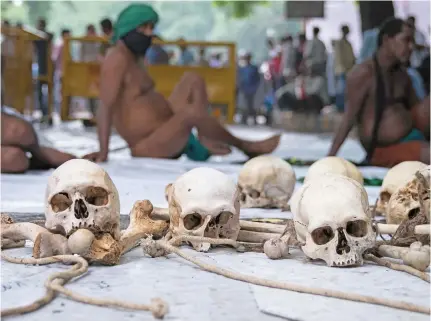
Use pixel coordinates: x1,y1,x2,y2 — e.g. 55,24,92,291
61,38,236,123
1,26,53,116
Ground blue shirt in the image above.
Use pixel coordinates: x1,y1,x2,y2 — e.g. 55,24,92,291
178,50,194,66
238,64,261,95
146,46,169,65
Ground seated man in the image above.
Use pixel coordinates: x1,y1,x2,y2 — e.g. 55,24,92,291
1,109,76,173
328,18,430,168
84,4,280,163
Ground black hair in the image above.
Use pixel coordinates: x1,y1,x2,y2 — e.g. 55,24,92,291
61,29,71,36
298,33,306,41
313,27,320,36
87,24,95,32
341,24,349,34
100,18,113,32
377,18,406,48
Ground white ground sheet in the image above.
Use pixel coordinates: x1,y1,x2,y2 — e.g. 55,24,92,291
1,124,427,321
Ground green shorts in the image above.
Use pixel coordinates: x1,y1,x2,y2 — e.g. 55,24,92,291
173,133,211,162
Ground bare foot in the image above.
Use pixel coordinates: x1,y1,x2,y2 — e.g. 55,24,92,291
198,136,232,156
241,134,281,158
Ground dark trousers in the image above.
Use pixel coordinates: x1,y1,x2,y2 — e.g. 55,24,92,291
242,92,256,123
37,80,48,116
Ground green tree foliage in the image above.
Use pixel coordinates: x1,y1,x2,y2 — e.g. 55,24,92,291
212,1,268,18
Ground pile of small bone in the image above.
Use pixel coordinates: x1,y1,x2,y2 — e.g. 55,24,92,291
1,157,430,318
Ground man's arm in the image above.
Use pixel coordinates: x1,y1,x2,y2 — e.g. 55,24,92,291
96,51,127,159
328,65,371,156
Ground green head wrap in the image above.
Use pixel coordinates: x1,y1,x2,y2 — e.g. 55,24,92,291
112,4,159,44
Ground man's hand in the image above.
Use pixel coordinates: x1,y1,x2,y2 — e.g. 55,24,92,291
82,151,108,163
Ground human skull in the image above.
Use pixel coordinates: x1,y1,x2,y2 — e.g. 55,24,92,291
291,174,375,267
45,159,120,240
167,167,240,252
377,161,427,215
305,156,363,185
238,155,296,209
386,165,430,224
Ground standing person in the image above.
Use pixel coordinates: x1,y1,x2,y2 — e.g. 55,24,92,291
406,15,429,68
281,35,296,82
34,18,54,123
53,29,71,116
81,24,100,125
195,47,208,67
145,34,169,65
295,33,307,74
178,38,194,66
83,3,280,163
237,50,261,125
99,18,113,58
304,26,327,77
328,18,430,167
333,24,356,112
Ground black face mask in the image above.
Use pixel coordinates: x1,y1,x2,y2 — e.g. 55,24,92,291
121,29,152,57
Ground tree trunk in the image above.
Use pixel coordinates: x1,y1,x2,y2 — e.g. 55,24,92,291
359,1,395,33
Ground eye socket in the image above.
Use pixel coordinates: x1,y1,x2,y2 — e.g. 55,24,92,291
346,220,368,237
311,226,334,245
183,213,202,230
250,189,260,199
408,207,420,220
215,211,232,225
50,192,72,212
85,187,109,206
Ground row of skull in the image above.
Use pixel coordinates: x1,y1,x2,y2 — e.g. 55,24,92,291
44,157,429,267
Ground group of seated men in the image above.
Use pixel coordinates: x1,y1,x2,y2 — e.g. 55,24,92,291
1,5,429,173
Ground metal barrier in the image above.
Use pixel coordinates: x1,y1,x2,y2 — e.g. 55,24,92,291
1,26,53,116
61,38,236,123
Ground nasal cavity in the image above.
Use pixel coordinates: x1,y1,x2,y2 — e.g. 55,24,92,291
336,227,351,255
74,198,89,219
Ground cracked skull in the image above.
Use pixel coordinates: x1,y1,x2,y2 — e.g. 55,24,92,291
305,156,363,185
291,174,375,267
386,165,430,224
44,159,120,240
376,161,427,216
238,155,296,209
167,167,240,252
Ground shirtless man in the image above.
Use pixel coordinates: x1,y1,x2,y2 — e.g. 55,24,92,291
84,4,280,163
328,18,430,167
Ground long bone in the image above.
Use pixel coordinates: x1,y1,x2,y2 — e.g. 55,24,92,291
377,224,430,235
378,242,430,271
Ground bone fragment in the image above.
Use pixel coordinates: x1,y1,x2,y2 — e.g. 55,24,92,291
378,242,430,271
120,200,169,254
377,224,430,235
33,232,70,258
264,234,291,259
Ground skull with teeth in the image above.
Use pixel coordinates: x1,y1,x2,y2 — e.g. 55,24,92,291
166,167,240,252
44,159,120,240
238,155,296,209
376,161,427,216
291,174,375,267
